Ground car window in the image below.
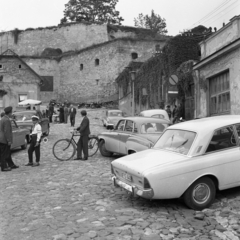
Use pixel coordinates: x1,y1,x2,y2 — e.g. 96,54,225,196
141,122,167,133
151,114,165,119
133,123,138,133
116,120,125,131
206,126,237,153
125,120,133,132
109,111,123,117
154,129,196,155
13,113,32,121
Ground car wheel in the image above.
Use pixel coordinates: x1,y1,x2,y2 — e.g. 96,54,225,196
45,126,50,136
99,140,113,157
21,138,28,150
183,177,216,210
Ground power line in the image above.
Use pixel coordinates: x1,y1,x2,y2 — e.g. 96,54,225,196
206,1,240,26
198,0,239,26
189,0,235,28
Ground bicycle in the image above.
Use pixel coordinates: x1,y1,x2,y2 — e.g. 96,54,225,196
52,130,99,161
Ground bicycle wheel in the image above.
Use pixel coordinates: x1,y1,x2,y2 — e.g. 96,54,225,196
52,139,76,161
88,137,99,157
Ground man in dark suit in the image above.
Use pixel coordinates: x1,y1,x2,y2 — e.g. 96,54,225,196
49,103,54,123
74,110,90,161
69,104,77,127
0,106,19,171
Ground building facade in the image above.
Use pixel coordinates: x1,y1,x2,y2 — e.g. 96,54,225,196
0,23,168,105
0,50,41,110
193,15,240,118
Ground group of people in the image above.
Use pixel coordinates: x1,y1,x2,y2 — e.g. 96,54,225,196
45,103,77,127
165,104,182,124
0,105,91,172
0,106,42,171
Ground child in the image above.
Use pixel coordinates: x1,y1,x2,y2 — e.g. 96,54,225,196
26,115,42,167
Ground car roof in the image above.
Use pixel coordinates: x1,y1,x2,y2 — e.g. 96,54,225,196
169,115,240,132
13,110,37,114
108,109,122,112
123,116,170,124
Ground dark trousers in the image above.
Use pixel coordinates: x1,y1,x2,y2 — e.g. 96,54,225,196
77,135,88,159
0,143,14,169
28,135,40,163
49,115,53,123
70,116,75,127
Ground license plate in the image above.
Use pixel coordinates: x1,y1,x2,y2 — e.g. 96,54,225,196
122,173,132,181
116,179,133,192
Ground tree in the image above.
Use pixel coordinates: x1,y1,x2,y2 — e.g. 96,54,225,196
61,0,124,25
134,10,167,35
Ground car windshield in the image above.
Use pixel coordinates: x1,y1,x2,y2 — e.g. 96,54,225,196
153,129,197,155
109,111,122,117
141,122,168,133
13,113,33,121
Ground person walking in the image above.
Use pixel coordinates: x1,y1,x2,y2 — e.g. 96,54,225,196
25,116,42,167
49,103,54,123
59,104,64,123
0,106,19,171
166,105,172,119
64,105,69,124
69,104,77,127
74,110,90,161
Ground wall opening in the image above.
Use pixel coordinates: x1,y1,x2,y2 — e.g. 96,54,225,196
19,65,22,69
131,52,138,60
80,64,83,71
95,59,100,66
0,65,2,69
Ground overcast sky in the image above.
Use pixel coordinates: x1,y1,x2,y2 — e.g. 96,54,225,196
0,0,239,35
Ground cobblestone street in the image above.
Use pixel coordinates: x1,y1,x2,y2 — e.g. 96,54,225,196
1,109,240,240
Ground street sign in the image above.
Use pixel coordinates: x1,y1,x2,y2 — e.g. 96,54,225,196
169,75,178,86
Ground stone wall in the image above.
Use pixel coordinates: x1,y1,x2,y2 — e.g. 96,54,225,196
56,39,165,103
195,47,240,117
0,23,108,56
0,57,40,110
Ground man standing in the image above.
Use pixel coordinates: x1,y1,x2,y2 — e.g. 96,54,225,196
74,110,90,161
49,103,54,123
64,104,69,124
69,104,77,127
0,106,19,171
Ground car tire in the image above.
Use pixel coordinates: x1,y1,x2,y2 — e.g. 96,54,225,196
21,138,28,150
45,126,50,136
99,140,113,157
183,177,216,210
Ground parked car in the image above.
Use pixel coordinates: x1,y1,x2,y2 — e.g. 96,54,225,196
12,110,50,139
98,116,170,157
102,109,124,129
11,120,30,150
111,115,240,210
139,109,170,121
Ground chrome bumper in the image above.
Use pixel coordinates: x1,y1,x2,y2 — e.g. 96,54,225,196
112,176,154,199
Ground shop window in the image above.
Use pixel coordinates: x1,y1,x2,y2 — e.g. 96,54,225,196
80,64,83,71
131,52,138,60
95,59,99,66
209,71,230,115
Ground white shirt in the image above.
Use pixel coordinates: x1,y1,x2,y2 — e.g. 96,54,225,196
31,123,42,142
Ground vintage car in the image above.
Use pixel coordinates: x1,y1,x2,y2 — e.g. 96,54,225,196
12,110,50,138
111,115,240,210
102,109,124,129
139,109,170,121
98,117,170,157
11,120,30,150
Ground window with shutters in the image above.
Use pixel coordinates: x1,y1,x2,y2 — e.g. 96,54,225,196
209,71,230,116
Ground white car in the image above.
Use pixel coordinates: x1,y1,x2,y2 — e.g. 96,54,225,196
139,109,170,121
111,115,240,210
102,109,124,129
